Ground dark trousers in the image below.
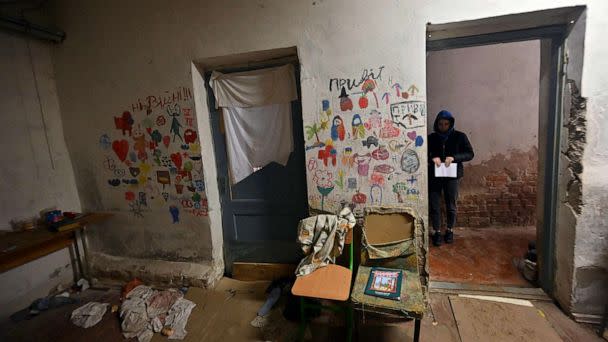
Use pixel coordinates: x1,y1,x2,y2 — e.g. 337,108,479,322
429,178,459,230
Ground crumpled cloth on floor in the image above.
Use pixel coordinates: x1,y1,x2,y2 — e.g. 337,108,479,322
295,207,356,276
164,298,196,339
120,285,196,342
71,302,109,328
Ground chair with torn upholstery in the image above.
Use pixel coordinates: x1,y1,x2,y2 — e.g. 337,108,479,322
349,206,426,342
291,207,356,341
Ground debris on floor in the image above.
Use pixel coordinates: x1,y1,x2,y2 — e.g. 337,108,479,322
70,302,109,328
164,296,196,339
76,278,90,292
513,240,538,284
10,292,78,322
121,278,144,299
120,284,196,342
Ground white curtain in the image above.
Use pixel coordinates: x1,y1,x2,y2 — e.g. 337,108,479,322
209,64,298,184
210,64,298,108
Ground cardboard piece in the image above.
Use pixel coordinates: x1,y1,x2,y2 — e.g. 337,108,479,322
449,296,563,342
364,213,414,245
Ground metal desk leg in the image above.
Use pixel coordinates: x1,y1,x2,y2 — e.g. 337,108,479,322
71,232,84,282
68,242,81,282
76,227,92,282
413,318,421,342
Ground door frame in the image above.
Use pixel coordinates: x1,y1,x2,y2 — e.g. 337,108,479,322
203,57,308,275
426,24,570,294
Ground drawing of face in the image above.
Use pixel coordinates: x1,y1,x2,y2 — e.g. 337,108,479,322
333,116,343,127
132,125,144,139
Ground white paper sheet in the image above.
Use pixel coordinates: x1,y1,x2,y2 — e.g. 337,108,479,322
434,163,457,178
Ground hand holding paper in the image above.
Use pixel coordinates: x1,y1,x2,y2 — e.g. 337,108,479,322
435,163,457,178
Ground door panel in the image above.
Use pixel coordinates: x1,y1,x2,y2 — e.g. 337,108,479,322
205,63,308,274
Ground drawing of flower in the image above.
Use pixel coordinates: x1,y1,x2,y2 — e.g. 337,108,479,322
314,170,334,210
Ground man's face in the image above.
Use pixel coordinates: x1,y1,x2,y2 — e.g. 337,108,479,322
438,119,451,133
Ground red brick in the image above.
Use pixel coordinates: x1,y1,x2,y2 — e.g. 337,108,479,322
485,174,509,182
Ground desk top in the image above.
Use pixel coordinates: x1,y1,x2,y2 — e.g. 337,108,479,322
0,212,112,273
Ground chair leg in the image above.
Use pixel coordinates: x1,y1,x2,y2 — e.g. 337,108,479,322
346,304,353,342
298,297,307,341
413,318,421,342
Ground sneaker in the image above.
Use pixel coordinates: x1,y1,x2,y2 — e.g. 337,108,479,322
444,229,454,244
432,231,442,246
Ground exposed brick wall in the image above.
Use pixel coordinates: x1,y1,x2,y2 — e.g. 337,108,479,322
438,148,538,228
456,170,537,227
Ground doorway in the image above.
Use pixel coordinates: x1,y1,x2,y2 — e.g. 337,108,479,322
203,56,308,275
426,40,540,287
425,7,585,295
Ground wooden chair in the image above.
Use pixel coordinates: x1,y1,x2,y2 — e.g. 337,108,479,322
349,208,425,342
291,229,355,341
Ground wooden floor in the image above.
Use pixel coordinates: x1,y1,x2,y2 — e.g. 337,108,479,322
0,278,601,342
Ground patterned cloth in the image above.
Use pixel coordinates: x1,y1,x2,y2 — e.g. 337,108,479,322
295,207,356,276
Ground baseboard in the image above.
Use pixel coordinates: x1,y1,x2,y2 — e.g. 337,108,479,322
232,262,296,281
88,252,223,289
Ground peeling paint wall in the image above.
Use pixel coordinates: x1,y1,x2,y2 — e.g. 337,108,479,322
0,31,80,320
47,0,608,314
427,41,540,227
563,11,608,316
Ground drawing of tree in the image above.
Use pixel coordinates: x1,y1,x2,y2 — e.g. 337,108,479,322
305,123,321,143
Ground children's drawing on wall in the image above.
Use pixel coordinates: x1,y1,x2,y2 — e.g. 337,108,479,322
99,86,208,221
390,101,426,129
314,169,334,211
339,87,353,111
306,66,426,212
169,205,179,223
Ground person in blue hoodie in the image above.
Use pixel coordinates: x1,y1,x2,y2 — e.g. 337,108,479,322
428,110,474,246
